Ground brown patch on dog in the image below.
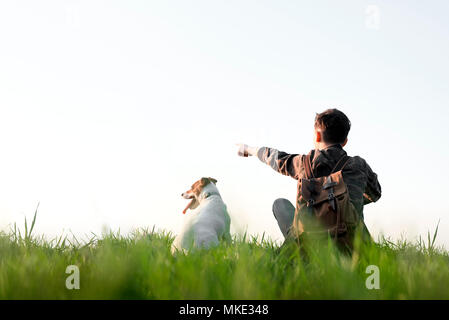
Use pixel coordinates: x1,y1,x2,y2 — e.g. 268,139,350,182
191,177,217,196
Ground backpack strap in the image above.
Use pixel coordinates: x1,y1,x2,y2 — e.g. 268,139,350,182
331,155,351,174
304,154,315,179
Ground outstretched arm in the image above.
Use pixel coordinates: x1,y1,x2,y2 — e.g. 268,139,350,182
237,144,303,180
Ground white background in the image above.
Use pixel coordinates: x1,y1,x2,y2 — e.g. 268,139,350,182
1,0,448,247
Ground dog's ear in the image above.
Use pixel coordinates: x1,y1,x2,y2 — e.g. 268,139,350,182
197,177,217,190
200,177,210,186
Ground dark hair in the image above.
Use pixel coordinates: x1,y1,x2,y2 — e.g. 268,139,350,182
314,109,351,144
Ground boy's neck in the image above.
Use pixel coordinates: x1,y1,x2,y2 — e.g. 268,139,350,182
316,142,343,150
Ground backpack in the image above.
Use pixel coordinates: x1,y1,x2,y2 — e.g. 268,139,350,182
291,154,360,248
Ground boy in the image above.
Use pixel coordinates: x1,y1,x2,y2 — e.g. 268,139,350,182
237,109,381,249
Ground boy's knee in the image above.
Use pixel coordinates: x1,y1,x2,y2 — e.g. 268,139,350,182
272,198,295,239
272,198,292,217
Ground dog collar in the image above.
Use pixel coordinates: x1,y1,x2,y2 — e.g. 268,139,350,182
203,191,220,199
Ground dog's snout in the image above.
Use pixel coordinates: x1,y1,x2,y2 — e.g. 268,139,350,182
182,190,194,199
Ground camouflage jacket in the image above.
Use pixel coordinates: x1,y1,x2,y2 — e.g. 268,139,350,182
257,144,381,220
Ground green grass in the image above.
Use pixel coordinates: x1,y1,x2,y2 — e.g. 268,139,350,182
0,210,448,299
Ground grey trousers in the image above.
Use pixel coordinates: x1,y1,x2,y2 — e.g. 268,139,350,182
272,198,295,239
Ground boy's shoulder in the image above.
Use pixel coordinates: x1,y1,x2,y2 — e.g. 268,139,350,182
348,155,368,168
347,154,379,174
308,146,372,175
308,146,369,169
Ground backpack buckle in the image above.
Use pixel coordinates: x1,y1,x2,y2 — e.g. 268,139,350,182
328,193,336,211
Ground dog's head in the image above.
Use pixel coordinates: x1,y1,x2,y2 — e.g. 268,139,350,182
181,177,218,214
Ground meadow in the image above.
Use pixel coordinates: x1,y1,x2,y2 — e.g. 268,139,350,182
0,210,448,300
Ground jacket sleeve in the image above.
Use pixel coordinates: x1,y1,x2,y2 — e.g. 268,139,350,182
256,147,303,180
363,162,382,205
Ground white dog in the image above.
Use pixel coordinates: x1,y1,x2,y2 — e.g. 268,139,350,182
171,177,231,253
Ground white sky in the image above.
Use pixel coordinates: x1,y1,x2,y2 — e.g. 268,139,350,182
1,0,449,247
